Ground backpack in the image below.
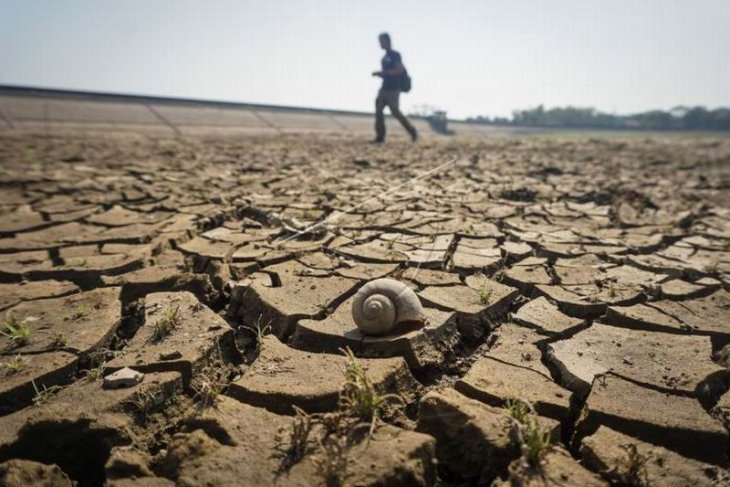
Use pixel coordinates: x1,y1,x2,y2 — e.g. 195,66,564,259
401,71,412,93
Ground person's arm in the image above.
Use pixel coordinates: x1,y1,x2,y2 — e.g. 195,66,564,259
378,61,406,76
372,53,406,76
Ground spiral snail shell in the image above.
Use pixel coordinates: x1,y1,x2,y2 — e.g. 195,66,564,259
351,278,425,336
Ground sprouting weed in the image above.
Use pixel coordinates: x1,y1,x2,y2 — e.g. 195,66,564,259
151,305,181,342
610,443,650,486
605,279,619,298
477,286,493,305
1,355,25,374
2,315,31,346
81,363,105,381
192,369,226,409
520,417,552,467
250,315,271,350
339,347,404,436
129,390,158,418
32,380,61,406
313,435,349,487
71,304,92,319
503,398,532,425
275,349,405,475
385,235,400,250
276,406,316,473
128,389,173,423
51,333,68,349
192,341,230,409
504,399,553,468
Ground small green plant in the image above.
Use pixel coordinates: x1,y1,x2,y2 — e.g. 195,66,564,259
610,443,650,486
276,406,316,473
151,305,181,342
130,390,159,418
274,349,405,475
251,315,271,350
604,278,619,298
313,435,348,487
51,333,68,349
128,389,173,423
520,417,552,467
289,406,315,459
339,347,404,435
71,304,91,319
1,355,25,374
385,235,400,250
477,286,493,305
2,315,31,346
504,398,531,425
192,369,226,409
32,380,61,406
505,399,553,468
81,363,106,381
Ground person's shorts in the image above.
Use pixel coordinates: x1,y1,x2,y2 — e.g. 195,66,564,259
377,89,401,109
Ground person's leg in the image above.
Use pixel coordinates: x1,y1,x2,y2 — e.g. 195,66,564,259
385,91,418,141
374,90,386,142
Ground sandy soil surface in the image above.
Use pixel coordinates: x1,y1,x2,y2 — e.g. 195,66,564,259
0,132,728,486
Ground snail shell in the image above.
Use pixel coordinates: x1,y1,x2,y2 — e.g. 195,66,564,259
351,278,424,336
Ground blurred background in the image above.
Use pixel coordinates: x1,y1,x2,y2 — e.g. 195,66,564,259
1,0,728,129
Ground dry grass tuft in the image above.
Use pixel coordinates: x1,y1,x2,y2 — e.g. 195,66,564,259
151,305,181,342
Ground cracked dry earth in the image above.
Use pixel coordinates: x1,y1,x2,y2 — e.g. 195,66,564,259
0,132,729,487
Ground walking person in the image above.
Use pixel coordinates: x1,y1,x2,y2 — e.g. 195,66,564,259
372,33,418,143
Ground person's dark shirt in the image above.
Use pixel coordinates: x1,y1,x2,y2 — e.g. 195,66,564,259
381,49,403,91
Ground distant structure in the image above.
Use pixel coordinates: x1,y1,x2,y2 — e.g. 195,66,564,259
426,110,449,134
410,105,452,135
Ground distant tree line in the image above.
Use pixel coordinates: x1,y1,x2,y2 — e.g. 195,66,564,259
467,105,730,131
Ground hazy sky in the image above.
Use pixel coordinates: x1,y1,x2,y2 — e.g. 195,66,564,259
1,0,728,119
